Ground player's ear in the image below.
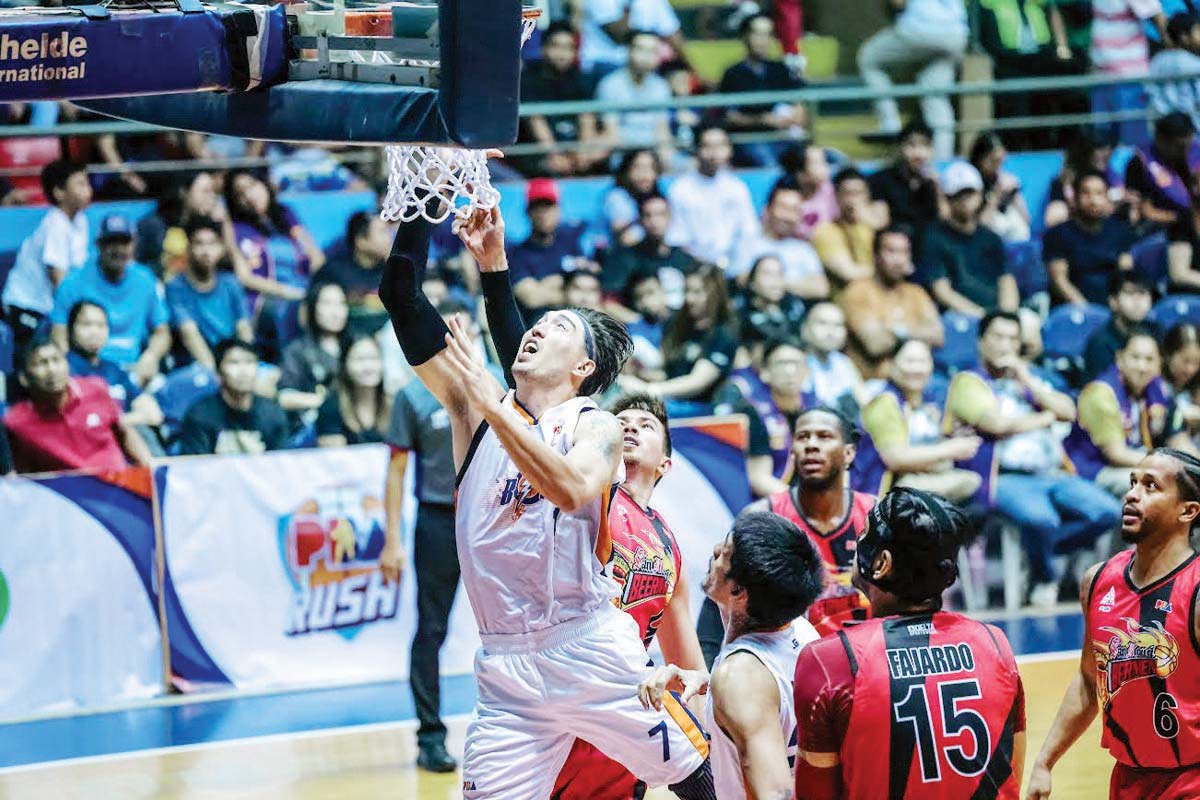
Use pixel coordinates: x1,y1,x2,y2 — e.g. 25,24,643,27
843,442,857,465
873,550,894,581
1180,501,1200,528
657,456,672,480
573,357,596,382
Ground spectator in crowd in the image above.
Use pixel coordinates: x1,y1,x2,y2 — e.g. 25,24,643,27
2,160,91,348
919,162,1018,318
1048,0,1094,62
777,142,838,240
4,338,151,473
970,132,1032,243
623,273,672,383
595,31,674,159
661,58,704,155
177,338,288,455
801,301,864,410
65,300,164,430
1166,171,1200,291
857,0,968,158
1125,112,1199,226
165,219,254,371
277,282,349,423
318,211,393,336
622,264,736,410
1162,322,1200,397
136,171,234,277
867,120,942,238
719,14,807,167
269,145,370,195
666,124,759,269
856,339,982,500
730,182,828,299
1088,0,1169,149
839,225,944,380
734,255,807,348
519,21,607,177
603,149,662,248
1043,169,1138,306
1149,13,1200,132
1066,329,1167,495
579,0,689,75
603,192,694,316
943,310,1119,606
720,338,817,497
1044,128,1122,228
811,167,878,287
224,170,324,356
563,268,604,311
1083,272,1156,381
506,177,589,320
50,214,171,385
316,335,390,447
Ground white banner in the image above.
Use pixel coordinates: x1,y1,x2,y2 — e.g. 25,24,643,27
0,473,162,718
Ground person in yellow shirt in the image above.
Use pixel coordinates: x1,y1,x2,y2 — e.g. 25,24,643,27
810,167,879,288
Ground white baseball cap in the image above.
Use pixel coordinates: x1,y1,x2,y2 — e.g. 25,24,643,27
941,161,984,196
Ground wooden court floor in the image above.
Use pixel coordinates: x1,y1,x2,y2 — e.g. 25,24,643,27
0,657,1108,800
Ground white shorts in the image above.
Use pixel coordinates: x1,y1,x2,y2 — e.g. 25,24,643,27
461,604,709,800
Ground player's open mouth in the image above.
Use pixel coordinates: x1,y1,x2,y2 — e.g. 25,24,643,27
623,436,639,448
517,340,539,360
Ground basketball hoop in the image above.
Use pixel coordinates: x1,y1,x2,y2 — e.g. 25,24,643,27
380,8,540,224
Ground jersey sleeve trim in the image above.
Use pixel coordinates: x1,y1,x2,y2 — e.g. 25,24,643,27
1189,580,1200,659
454,420,491,488
836,630,858,678
1086,557,1111,609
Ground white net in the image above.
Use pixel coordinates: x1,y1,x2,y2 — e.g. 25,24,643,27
379,12,539,224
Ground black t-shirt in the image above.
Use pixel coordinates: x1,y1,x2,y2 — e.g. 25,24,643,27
519,62,595,143
1082,319,1128,383
315,393,386,445
315,255,388,335
602,239,696,299
917,220,1009,309
1168,214,1200,276
718,58,804,123
734,292,807,344
664,324,738,402
868,164,940,238
177,394,289,455
1042,216,1138,304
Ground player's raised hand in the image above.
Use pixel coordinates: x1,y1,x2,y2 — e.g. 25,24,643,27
453,205,507,272
1024,762,1052,800
637,665,710,712
442,313,505,411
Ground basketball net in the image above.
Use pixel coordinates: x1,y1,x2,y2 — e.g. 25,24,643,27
380,11,539,224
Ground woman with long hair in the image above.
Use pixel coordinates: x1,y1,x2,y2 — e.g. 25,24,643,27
278,282,349,422
735,255,806,349
622,264,736,408
603,149,662,247
1164,324,1200,455
316,334,391,447
969,132,1031,243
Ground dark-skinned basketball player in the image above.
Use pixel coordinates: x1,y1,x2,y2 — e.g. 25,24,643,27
1028,448,1200,800
793,488,1027,799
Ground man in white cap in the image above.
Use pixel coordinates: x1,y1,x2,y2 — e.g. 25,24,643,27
917,161,1019,319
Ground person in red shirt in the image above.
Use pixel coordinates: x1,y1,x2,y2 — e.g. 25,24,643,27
1028,448,1200,800
793,488,1026,800
744,405,875,636
4,338,151,474
551,393,707,800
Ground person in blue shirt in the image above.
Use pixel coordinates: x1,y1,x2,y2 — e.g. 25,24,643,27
165,218,253,371
65,299,164,429
50,214,171,385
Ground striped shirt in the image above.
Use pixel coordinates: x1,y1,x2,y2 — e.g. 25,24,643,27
1090,0,1162,76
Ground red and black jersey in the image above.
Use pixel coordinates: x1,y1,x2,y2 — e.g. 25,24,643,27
795,611,1025,800
767,487,874,636
607,487,682,648
1089,548,1200,769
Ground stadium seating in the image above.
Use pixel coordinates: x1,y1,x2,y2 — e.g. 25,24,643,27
933,311,979,374
1042,303,1111,378
1149,294,1200,334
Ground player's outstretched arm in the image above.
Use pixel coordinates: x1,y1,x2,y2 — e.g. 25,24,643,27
711,652,795,800
656,570,708,675
1025,564,1104,800
440,316,622,513
454,206,527,389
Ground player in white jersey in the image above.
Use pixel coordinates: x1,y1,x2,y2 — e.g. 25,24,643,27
640,511,826,800
379,207,715,800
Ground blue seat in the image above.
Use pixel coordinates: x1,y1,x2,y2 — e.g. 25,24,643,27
1149,294,1200,334
1132,232,1169,294
933,311,979,374
1005,239,1047,298
1042,303,1111,376
0,318,12,377
153,362,219,438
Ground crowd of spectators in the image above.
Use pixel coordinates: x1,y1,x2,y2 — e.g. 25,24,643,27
4,0,1200,610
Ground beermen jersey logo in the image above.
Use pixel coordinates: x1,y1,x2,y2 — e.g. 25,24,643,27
612,542,675,609
1093,617,1180,707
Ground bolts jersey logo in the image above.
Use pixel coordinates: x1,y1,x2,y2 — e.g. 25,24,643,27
1093,617,1180,706
279,486,397,638
498,473,542,520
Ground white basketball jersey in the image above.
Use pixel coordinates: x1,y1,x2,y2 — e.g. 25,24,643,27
706,619,819,800
455,392,623,636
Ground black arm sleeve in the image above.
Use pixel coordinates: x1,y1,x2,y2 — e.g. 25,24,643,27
377,218,451,367
480,270,528,388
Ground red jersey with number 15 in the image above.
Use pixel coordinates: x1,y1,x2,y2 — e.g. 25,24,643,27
767,488,874,635
1089,548,1200,769
795,611,1025,800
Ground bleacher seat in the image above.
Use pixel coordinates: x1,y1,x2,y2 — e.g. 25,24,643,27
1132,232,1170,294
1042,304,1110,376
933,311,979,374
1148,294,1200,334
1005,239,1047,299
152,362,219,444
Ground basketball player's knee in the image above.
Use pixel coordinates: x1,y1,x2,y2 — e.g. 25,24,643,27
667,760,716,800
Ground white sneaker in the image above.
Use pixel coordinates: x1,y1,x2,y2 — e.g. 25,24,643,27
1029,582,1059,609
